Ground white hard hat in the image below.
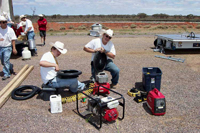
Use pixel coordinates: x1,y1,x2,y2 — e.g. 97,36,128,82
38,14,44,17
20,15,26,20
0,16,7,21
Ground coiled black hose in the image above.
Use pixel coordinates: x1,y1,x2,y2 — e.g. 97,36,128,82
11,85,41,100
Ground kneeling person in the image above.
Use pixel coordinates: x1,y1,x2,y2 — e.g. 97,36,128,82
40,41,85,93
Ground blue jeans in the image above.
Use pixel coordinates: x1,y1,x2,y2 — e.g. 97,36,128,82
48,77,85,93
0,46,12,77
27,31,37,52
91,59,120,85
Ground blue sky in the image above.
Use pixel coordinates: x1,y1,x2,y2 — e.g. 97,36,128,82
13,0,200,16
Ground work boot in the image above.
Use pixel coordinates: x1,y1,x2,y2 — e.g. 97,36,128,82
110,83,118,89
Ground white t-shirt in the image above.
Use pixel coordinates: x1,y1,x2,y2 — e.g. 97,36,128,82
0,27,17,47
85,38,116,61
40,52,57,84
25,19,34,32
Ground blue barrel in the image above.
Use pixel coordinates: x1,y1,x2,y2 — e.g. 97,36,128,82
142,67,162,92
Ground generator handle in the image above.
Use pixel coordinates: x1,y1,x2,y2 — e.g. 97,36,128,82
153,88,160,96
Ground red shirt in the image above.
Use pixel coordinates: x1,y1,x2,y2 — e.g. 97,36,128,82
37,18,47,31
16,27,24,37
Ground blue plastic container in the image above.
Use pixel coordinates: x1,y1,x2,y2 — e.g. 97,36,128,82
142,67,162,92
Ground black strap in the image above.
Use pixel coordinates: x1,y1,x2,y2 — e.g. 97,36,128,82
46,78,55,85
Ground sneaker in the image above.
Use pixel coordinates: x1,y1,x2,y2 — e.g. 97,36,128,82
110,84,118,89
2,76,10,80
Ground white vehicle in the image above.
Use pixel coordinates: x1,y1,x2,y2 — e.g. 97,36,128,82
154,32,200,53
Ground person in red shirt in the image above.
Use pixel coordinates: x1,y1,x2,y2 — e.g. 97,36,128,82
37,14,47,46
16,21,26,37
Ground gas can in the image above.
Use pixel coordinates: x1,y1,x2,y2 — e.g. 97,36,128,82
50,95,63,113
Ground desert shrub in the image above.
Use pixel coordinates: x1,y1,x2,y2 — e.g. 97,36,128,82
102,24,108,29
60,26,66,30
171,25,178,28
78,25,87,30
188,25,193,28
156,25,168,29
122,25,129,29
130,24,137,29
48,28,54,31
180,25,187,30
68,25,74,29
143,25,151,28
195,25,200,29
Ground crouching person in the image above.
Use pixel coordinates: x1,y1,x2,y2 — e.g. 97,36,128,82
39,41,85,93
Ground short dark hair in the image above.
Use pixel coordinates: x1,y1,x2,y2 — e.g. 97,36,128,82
51,46,56,51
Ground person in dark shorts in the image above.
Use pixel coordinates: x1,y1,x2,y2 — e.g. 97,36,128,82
37,14,47,46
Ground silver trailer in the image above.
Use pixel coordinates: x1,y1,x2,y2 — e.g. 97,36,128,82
154,32,200,53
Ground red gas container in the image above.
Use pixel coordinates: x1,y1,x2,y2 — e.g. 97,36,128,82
147,88,166,116
93,82,110,95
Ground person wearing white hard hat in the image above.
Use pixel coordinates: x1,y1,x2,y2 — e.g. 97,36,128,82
20,15,37,55
83,29,120,89
2,11,14,27
0,15,17,80
40,41,85,93
37,14,47,46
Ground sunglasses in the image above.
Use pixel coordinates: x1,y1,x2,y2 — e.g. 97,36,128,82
105,34,112,39
0,21,7,24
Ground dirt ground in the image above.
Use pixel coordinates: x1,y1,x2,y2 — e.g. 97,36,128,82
0,33,200,132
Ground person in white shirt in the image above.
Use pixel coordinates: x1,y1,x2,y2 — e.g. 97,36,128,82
20,15,37,56
83,29,120,89
0,16,17,80
40,41,85,93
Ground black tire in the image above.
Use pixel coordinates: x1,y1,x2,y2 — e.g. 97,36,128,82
11,85,41,100
57,70,82,79
93,52,107,73
190,32,195,38
154,39,158,47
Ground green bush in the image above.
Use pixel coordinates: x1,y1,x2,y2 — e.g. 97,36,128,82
196,25,200,29
78,25,87,30
156,25,168,29
68,25,74,29
122,25,129,29
171,25,178,28
143,25,151,28
102,24,108,29
48,28,54,31
60,26,66,30
130,24,137,29
180,25,187,30
188,25,193,28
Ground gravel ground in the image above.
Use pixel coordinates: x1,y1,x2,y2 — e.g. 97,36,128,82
0,34,200,133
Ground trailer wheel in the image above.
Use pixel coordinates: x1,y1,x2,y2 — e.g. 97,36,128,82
154,39,158,47
189,32,195,38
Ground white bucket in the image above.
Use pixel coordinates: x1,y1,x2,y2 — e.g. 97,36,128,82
50,95,63,114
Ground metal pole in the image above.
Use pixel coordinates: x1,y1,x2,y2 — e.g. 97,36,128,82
155,55,185,63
